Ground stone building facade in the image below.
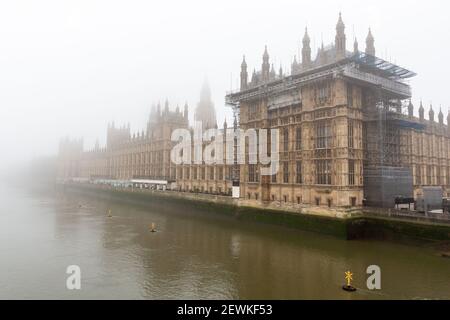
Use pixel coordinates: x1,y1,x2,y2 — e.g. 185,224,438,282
226,13,450,207
58,14,450,208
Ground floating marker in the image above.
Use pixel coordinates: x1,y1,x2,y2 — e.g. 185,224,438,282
107,209,112,217
342,270,356,292
150,222,157,233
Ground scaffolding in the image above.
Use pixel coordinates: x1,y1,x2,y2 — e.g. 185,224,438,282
225,52,421,208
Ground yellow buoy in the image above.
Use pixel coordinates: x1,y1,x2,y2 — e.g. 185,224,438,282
342,270,356,292
150,222,156,233
107,209,112,218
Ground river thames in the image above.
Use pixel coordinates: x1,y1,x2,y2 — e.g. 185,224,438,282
0,183,449,299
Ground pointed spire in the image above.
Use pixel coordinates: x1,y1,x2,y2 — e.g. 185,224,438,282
303,27,310,44
353,37,359,54
408,100,414,117
439,106,444,125
263,45,269,61
366,28,375,56
164,98,169,113
419,100,424,121
318,42,327,65
241,55,247,68
270,63,276,79
184,101,189,120
240,55,248,90
279,65,283,78
262,46,270,81
336,12,345,31
302,27,312,69
223,118,228,129
429,103,434,122
335,12,346,60
291,55,299,74
251,68,257,84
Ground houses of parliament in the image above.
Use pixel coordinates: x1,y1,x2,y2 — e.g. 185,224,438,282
58,13,450,208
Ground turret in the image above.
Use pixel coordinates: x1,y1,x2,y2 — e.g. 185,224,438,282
419,101,424,121
302,27,311,69
429,104,434,122
291,56,299,74
439,107,444,125
240,55,248,90
318,42,328,65
408,100,414,118
365,28,375,56
270,64,276,80
335,13,346,60
353,38,359,54
251,68,257,84
261,46,270,82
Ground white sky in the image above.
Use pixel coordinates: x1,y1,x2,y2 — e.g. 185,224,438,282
0,0,449,170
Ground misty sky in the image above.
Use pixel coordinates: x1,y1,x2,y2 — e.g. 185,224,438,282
0,0,449,171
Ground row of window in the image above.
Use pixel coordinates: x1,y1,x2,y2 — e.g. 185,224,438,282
414,165,450,186
250,160,357,186
178,166,232,181
281,120,356,151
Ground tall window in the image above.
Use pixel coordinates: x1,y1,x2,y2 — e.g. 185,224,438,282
348,159,355,186
316,120,331,149
415,165,421,185
283,162,289,183
248,164,256,182
209,167,215,180
218,167,223,180
316,160,332,185
226,167,231,180
185,167,190,180
296,127,302,150
193,167,198,180
348,120,354,149
347,83,353,107
318,82,330,104
283,128,289,152
201,167,205,180
426,165,432,185
272,173,277,183
296,161,303,184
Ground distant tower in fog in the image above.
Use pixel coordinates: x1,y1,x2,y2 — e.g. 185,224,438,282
194,80,217,130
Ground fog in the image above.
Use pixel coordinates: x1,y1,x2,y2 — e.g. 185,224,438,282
0,0,449,174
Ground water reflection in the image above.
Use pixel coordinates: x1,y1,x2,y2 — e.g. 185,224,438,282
0,184,449,299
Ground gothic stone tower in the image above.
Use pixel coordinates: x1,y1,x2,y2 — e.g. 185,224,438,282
194,80,218,130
